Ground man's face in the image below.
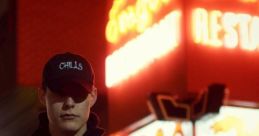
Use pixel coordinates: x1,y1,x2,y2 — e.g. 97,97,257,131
43,84,96,133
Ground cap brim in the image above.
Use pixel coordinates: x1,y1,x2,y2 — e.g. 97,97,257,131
47,78,92,94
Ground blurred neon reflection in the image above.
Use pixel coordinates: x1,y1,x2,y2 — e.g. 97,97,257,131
106,10,181,88
192,8,259,51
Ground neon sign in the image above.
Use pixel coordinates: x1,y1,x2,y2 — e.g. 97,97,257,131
105,3,259,87
106,11,181,87
192,8,259,51
106,0,171,44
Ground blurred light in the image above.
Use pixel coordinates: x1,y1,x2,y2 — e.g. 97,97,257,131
192,8,259,51
106,10,181,88
210,10,223,47
196,106,259,136
128,120,192,136
250,17,259,51
192,8,223,47
192,8,210,45
222,12,239,49
106,0,172,44
239,14,254,51
239,0,257,3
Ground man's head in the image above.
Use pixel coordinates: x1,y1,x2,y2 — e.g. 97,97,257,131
39,52,97,134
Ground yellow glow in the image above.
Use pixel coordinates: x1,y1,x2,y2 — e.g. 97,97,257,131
212,106,259,136
161,0,170,4
148,0,162,12
156,128,164,136
106,11,181,88
109,0,126,19
118,10,131,34
106,20,120,43
106,0,172,44
135,3,152,33
222,12,239,48
210,10,223,47
192,8,259,51
239,0,257,3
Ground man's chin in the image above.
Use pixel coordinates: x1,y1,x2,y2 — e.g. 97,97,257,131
59,121,82,132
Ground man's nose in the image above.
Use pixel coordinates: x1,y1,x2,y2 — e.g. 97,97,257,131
63,97,75,108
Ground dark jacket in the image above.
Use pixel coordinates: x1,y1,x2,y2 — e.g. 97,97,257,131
32,112,105,136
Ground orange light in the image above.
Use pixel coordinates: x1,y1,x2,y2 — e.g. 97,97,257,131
192,8,259,51
106,11,181,88
239,0,257,3
106,0,171,44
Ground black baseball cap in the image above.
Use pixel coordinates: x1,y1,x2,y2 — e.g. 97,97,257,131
42,52,95,94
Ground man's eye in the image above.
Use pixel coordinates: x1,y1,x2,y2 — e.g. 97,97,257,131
71,92,88,103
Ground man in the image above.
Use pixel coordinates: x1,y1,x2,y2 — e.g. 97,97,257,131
33,52,105,136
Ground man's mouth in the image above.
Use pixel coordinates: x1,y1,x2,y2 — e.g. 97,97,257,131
60,114,78,120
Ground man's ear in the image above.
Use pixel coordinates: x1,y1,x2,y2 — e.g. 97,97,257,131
89,86,97,107
38,87,46,106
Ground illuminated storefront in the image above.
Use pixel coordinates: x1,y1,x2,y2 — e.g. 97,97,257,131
106,0,259,88
106,0,259,134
